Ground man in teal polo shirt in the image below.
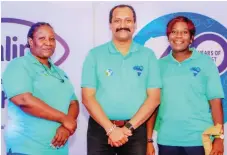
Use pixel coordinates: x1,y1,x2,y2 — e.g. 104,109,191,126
2,22,79,155
81,4,162,155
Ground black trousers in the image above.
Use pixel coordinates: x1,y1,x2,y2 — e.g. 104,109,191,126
158,144,205,155
87,117,147,155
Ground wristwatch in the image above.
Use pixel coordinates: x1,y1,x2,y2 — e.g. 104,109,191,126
124,122,134,132
214,128,224,140
214,134,224,140
147,138,154,143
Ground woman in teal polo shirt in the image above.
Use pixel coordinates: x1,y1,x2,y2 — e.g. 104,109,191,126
147,16,224,155
2,22,79,155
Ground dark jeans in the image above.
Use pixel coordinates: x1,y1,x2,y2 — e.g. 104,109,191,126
87,117,147,155
158,144,205,155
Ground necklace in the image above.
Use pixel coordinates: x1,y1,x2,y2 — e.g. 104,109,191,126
40,63,65,83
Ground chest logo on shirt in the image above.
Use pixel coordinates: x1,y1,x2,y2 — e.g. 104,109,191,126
105,69,113,76
133,65,144,76
190,67,201,76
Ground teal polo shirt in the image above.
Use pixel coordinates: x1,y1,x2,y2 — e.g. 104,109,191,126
157,48,224,146
81,41,162,120
2,52,77,155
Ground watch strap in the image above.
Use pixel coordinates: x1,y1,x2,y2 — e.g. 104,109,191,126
124,122,134,132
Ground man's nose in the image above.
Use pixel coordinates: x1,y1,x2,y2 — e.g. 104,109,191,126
120,21,126,28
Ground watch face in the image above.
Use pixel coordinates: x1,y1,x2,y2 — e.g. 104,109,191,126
125,122,132,128
220,134,224,139
125,122,134,131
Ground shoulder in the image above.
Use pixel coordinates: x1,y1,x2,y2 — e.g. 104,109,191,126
191,50,217,71
197,53,218,74
159,55,170,64
89,42,110,55
199,52,215,64
134,42,158,60
3,56,28,80
136,43,155,54
4,56,27,70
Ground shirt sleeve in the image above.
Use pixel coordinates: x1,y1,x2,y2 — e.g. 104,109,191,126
2,59,33,99
205,57,224,100
147,50,162,89
81,51,97,88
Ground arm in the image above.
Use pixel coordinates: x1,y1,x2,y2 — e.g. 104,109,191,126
82,88,128,147
146,108,158,155
146,108,158,140
129,51,162,129
210,99,224,129
51,99,79,148
81,51,128,147
66,99,79,135
205,57,224,155
209,99,224,155
81,51,113,132
82,88,113,132
67,100,79,120
205,57,224,133
11,93,69,124
128,88,161,129
2,60,69,123
2,60,76,133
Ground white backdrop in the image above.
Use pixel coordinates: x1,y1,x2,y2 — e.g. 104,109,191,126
1,2,227,155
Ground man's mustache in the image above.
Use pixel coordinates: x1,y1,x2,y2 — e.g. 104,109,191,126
116,28,131,32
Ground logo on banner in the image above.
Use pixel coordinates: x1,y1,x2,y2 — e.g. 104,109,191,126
134,12,227,124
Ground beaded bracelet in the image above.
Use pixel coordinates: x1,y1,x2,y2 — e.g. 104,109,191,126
106,124,117,136
147,138,154,143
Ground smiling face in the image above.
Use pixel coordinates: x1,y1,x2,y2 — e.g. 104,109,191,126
110,7,136,42
28,25,56,59
168,21,194,53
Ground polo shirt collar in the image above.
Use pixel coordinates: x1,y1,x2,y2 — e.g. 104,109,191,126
26,50,55,67
108,40,139,54
167,48,200,62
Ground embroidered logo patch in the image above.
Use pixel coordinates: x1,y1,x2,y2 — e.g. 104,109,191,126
190,67,201,76
105,69,113,76
133,65,144,76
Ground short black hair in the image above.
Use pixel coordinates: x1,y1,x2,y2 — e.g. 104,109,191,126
109,4,136,23
27,22,53,48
